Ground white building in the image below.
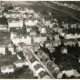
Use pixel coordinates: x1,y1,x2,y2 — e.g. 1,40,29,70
14,60,28,68
64,34,75,39
40,27,47,34
25,19,38,27
10,33,32,46
0,45,6,55
1,65,14,74
8,19,23,29
8,43,15,55
0,24,8,31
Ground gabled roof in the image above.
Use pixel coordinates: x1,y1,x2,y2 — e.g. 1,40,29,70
17,51,25,60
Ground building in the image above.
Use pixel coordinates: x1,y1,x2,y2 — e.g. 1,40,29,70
14,60,28,68
42,74,51,79
1,65,14,74
63,39,76,46
0,45,6,55
32,43,40,52
1,66,8,74
0,24,8,31
60,46,67,54
40,27,47,34
7,65,14,73
11,34,32,46
7,12,22,19
8,43,15,55
25,19,38,27
8,19,23,29
64,34,75,39
62,69,79,78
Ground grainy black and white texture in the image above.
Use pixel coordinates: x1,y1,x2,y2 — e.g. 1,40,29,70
0,1,80,79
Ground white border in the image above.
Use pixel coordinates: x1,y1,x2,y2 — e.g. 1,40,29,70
0,0,80,1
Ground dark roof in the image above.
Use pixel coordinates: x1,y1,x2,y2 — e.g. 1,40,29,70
34,64,42,70
17,51,25,60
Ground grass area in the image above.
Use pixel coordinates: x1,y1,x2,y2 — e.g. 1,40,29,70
0,53,18,67
0,66,35,79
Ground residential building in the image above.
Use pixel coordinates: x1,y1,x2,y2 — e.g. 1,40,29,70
60,47,67,54
32,43,40,52
14,60,28,68
11,34,32,46
7,65,14,73
64,34,75,39
8,19,23,29
42,74,51,79
8,43,15,55
1,65,14,74
0,45,6,55
7,12,22,19
25,19,38,27
64,39,76,46
0,24,8,31
40,27,47,34
1,66,8,74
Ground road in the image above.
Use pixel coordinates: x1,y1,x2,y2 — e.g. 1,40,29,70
21,45,54,79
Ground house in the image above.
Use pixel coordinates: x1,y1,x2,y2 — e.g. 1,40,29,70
25,35,32,45
14,60,27,68
8,12,22,19
54,34,60,41
42,74,51,79
40,34,47,42
25,19,38,27
63,39,76,46
0,10,2,18
1,65,14,74
7,65,14,73
1,66,8,74
39,71,51,79
78,41,80,47
60,46,67,54
77,38,80,47
0,24,8,31
30,30,36,36
62,69,79,78
29,56,36,63
53,40,61,47
63,23,68,29
8,43,15,55
32,43,40,52
48,47,55,53
11,34,32,46
31,61,40,70
64,34,75,39
26,27,31,33
8,19,23,29
33,36,41,43
35,68,45,78
57,72,63,79
17,51,25,60
40,27,47,34
0,45,6,55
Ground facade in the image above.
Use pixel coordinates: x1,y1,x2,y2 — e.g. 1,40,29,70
14,60,28,68
8,43,15,55
8,19,23,29
1,65,14,74
0,45,6,55
25,19,38,27
11,34,32,46
0,24,8,31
